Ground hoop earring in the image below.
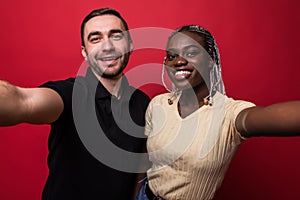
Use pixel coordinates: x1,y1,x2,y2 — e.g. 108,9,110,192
161,58,180,105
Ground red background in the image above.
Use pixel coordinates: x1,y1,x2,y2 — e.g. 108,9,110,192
1,0,300,199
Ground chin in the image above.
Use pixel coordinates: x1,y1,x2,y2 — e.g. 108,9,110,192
173,80,191,89
102,68,124,78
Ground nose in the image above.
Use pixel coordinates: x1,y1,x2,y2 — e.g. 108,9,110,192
102,38,115,52
174,56,188,66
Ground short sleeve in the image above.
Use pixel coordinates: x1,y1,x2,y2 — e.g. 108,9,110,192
226,98,255,140
39,78,75,121
144,102,153,137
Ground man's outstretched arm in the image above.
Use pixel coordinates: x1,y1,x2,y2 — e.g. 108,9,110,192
0,80,63,126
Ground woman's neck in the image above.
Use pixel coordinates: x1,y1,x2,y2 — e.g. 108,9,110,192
180,83,209,106
178,84,209,118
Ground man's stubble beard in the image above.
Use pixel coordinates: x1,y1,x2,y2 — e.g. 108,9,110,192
89,52,130,79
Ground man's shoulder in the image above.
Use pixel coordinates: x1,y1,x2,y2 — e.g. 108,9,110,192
39,77,80,107
128,87,150,108
40,77,76,88
130,87,149,98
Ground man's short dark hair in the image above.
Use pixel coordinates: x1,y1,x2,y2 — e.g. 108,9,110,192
80,8,131,47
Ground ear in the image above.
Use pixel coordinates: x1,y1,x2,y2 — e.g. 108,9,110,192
81,46,87,60
129,42,134,54
208,59,214,69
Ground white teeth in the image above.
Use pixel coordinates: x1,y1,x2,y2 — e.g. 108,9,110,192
99,55,120,61
175,71,191,76
100,57,116,61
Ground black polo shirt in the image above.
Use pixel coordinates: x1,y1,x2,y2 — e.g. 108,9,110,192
40,68,150,200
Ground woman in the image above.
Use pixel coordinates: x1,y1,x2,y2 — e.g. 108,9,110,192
136,25,300,200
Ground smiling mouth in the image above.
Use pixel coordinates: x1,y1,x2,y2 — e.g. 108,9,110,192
97,55,121,66
174,70,192,80
98,55,121,61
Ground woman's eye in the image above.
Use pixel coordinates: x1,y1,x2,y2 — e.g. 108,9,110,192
166,55,175,60
186,51,200,57
166,53,177,60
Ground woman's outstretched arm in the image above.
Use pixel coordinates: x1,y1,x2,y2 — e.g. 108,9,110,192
236,101,300,137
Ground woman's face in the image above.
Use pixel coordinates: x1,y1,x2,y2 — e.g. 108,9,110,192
165,31,211,90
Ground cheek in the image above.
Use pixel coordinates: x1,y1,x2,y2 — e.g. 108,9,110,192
194,68,210,86
192,59,210,74
164,64,175,76
164,61,174,70
114,41,131,53
86,43,104,54
85,47,97,57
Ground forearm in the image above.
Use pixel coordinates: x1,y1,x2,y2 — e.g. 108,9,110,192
0,80,64,126
0,80,28,126
237,101,300,137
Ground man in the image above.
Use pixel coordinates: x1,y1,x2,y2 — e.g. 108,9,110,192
0,8,150,200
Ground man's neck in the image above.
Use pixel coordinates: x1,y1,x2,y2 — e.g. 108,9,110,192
92,70,123,99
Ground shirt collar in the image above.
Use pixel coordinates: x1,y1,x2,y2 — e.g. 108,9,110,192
85,67,130,100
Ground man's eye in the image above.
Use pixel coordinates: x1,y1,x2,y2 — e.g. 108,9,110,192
111,33,124,40
90,37,100,43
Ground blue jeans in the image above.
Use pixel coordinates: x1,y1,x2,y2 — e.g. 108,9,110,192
135,181,149,200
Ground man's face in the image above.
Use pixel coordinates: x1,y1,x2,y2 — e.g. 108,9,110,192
82,15,133,79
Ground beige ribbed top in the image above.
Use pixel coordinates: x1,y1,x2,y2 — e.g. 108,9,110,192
145,92,255,200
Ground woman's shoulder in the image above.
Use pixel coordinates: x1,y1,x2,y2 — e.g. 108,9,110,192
221,94,256,118
223,95,255,108
150,92,174,105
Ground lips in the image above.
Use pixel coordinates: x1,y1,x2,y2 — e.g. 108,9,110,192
97,54,121,66
174,70,192,80
99,55,120,61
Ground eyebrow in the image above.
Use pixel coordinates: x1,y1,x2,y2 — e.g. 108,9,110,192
87,29,124,41
167,45,202,52
87,31,101,41
110,29,124,35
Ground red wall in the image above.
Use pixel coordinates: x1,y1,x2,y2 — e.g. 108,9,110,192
1,0,300,199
